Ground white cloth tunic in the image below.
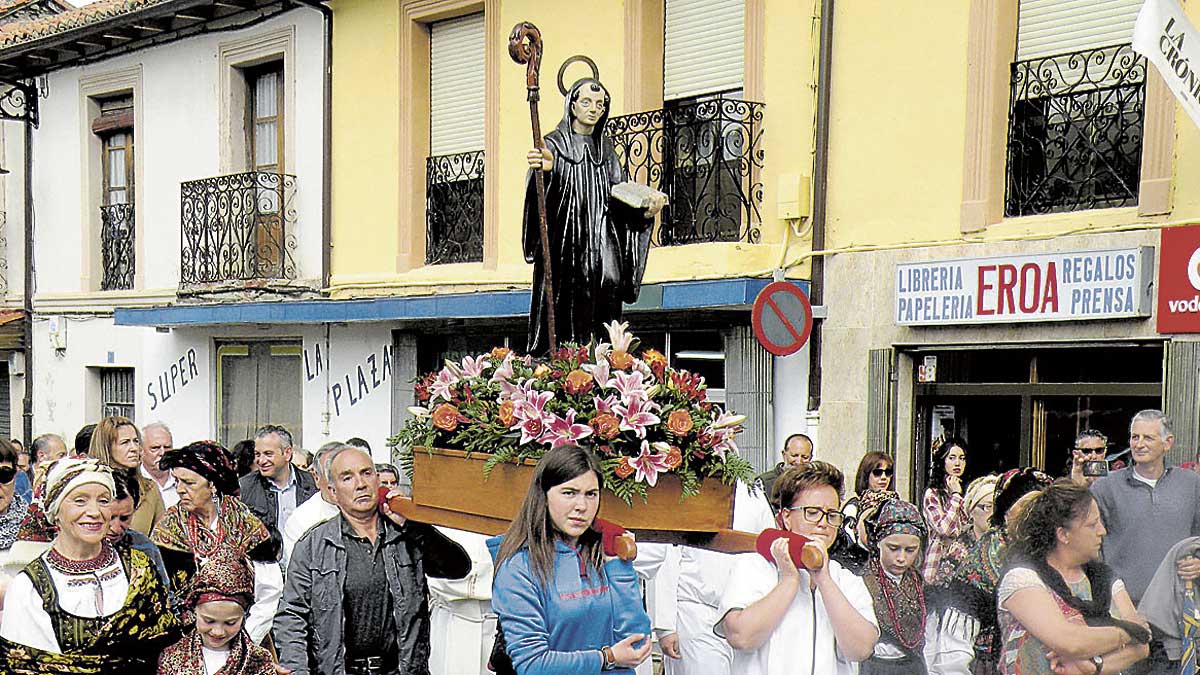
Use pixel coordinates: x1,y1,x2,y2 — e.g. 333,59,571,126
428,527,496,675
0,552,129,653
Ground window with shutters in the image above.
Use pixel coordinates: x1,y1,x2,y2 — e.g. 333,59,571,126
247,62,285,173
425,12,485,265
609,0,763,246
93,94,135,291
100,368,135,420
1004,0,1146,216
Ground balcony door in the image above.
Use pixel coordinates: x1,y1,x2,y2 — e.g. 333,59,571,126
94,95,135,291
247,63,286,278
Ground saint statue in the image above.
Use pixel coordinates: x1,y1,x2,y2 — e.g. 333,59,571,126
523,76,667,355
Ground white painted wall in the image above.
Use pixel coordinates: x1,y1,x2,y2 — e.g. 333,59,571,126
30,8,324,294
31,317,394,459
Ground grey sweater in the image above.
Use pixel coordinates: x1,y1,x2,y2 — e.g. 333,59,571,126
1091,465,1200,604
1138,536,1200,660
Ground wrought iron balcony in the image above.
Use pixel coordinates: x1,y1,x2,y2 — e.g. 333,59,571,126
1005,43,1146,217
180,171,296,286
100,202,135,290
608,97,764,246
426,150,484,265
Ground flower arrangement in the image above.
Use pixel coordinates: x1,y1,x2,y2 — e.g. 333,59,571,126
389,321,755,504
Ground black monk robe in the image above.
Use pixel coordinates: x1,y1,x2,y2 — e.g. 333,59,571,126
523,78,653,355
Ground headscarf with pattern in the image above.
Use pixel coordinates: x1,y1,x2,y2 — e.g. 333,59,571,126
868,498,927,549
160,441,241,497
45,458,115,520
186,553,256,609
863,497,929,654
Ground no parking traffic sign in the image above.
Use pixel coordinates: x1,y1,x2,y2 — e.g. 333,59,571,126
751,281,814,356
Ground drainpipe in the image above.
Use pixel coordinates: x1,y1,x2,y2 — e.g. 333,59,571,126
807,0,833,412
291,0,333,290
21,117,32,443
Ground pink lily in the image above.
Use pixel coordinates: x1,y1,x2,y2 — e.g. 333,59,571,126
429,368,460,402
593,394,619,415
460,355,490,379
583,359,611,389
628,440,672,487
609,370,648,405
540,410,593,449
616,397,661,439
514,389,554,445
491,355,520,398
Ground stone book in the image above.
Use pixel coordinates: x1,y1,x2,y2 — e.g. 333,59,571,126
611,181,666,210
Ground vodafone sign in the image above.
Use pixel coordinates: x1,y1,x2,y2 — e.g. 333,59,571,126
1157,225,1200,333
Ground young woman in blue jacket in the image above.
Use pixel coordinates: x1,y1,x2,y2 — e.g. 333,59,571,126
489,444,652,674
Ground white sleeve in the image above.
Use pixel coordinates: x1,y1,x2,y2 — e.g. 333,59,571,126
832,566,879,664
732,480,776,533
714,554,776,639
997,567,1045,610
927,607,978,675
0,571,61,653
246,560,283,644
652,545,681,635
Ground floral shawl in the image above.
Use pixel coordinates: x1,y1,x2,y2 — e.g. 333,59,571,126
944,527,1008,655
2,546,182,675
157,630,275,675
150,497,269,604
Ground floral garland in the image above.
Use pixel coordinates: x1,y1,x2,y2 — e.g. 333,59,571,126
390,321,755,504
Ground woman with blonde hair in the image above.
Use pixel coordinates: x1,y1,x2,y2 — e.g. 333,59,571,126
89,416,164,534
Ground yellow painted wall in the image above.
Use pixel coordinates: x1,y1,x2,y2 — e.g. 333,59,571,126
825,0,1200,251
328,0,818,299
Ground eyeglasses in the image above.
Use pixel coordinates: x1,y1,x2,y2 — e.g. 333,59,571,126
1074,446,1107,456
783,505,846,527
973,501,994,513
871,467,894,478
0,465,15,484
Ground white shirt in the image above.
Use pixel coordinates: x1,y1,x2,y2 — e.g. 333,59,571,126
245,560,283,644
1131,471,1159,489
141,465,180,509
0,553,129,653
202,645,230,675
282,492,339,565
716,555,878,675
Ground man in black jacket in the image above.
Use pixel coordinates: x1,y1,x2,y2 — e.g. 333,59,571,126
239,424,317,564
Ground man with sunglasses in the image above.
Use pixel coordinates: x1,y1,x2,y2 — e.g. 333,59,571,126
1066,429,1109,487
0,438,27,559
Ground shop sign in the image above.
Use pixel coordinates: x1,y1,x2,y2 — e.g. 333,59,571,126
1156,225,1200,333
895,248,1154,326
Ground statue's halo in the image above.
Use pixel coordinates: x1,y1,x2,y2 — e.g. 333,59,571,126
556,55,600,96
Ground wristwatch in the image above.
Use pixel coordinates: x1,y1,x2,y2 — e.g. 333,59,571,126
1090,654,1103,674
600,646,616,671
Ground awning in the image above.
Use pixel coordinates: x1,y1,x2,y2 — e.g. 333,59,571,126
114,277,794,328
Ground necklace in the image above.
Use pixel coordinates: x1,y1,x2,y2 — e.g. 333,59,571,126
47,542,116,575
876,563,927,650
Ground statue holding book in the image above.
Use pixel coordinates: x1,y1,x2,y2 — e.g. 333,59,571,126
523,70,668,355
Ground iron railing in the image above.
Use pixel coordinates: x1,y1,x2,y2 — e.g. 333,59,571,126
180,171,297,285
100,202,135,290
608,97,764,245
1005,43,1146,216
426,150,484,265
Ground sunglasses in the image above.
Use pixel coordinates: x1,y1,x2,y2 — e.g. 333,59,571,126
0,465,16,484
1074,446,1107,456
871,467,894,477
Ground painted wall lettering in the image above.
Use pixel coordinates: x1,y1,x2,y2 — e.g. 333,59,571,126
330,344,394,416
147,348,199,411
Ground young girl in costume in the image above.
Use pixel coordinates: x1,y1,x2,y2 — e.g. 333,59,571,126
489,444,652,674
861,498,934,675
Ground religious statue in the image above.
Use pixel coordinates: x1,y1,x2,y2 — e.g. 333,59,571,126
520,59,667,355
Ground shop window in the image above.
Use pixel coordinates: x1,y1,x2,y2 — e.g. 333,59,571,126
100,367,135,420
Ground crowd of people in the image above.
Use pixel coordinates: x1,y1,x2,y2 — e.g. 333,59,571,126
0,409,1196,675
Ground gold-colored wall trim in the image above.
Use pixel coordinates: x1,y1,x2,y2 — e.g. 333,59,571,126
1139,70,1175,217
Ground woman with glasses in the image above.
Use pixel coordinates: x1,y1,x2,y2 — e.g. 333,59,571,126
923,438,970,586
834,452,897,573
964,475,998,542
718,461,878,675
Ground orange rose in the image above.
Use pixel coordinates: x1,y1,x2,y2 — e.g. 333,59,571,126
432,403,460,432
666,409,694,436
498,400,516,427
533,364,551,378
590,413,620,440
664,446,683,470
563,369,594,395
614,457,635,479
490,346,512,360
608,349,634,370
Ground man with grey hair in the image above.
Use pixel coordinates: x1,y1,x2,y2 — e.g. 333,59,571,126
1092,409,1200,607
282,440,344,565
239,425,318,563
275,444,470,675
140,422,179,508
29,433,67,481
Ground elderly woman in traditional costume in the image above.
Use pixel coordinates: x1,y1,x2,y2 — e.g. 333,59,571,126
158,554,276,675
861,498,934,675
151,440,282,644
0,457,179,674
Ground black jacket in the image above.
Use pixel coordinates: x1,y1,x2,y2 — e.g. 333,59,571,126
238,467,318,532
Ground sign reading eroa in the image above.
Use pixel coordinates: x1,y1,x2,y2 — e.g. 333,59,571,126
895,248,1154,326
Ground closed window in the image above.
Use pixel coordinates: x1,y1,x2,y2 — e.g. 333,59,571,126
247,63,284,173
100,368,135,420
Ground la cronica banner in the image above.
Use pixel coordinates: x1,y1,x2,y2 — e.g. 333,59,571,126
1134,0,1200,130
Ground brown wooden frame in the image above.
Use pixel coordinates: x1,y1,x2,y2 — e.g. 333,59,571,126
246,61,285,173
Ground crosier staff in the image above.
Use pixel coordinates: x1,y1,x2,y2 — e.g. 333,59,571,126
509,21,556,352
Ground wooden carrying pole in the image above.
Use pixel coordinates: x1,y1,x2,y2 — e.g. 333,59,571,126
509,22,556,351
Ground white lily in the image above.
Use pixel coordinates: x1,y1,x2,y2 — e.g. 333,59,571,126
407,406,430,419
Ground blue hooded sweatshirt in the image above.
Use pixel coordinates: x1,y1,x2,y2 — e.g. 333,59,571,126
487,535,651,675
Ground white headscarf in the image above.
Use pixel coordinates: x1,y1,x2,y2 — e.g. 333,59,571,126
44,457,115,520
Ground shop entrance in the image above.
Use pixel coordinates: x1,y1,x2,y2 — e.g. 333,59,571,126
911,343,1162,488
